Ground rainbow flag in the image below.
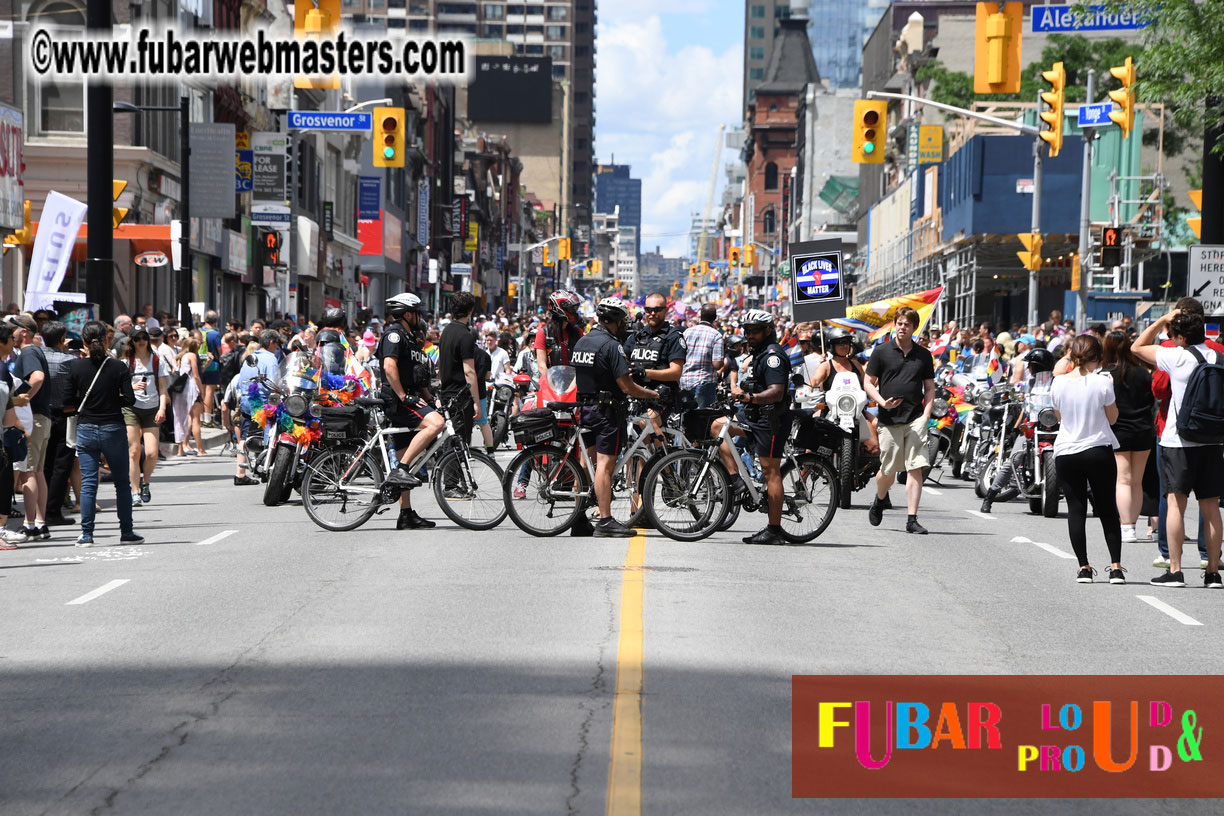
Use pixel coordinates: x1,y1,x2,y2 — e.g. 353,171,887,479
986,346,1003,385
841,286,944,339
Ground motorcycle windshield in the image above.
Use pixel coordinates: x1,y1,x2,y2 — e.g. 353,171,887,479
1027,371,1054,411
280,351,318,394
317,342,348,378
538,365,577,404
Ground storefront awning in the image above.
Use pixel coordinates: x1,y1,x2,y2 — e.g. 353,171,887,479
27,223,175,263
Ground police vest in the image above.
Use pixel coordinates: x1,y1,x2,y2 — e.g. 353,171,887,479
626,325,676,369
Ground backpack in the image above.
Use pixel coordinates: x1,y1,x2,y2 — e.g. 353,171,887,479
1175,346,1224,444
218,348,243,382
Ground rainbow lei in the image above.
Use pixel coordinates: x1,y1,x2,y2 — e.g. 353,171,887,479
247,380,322,443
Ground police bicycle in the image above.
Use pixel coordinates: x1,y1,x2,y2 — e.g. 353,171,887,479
500,388,683,536
641,398,840,543
300,393,507,532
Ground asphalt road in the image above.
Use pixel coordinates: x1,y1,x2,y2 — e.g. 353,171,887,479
1,451,1219,815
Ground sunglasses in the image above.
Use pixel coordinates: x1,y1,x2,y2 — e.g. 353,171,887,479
643,306,667,314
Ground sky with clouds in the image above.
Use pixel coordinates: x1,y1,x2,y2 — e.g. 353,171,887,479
595,0,742,259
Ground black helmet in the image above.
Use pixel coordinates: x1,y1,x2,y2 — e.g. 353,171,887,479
825,328,854,348
725,332,745,349
321,307,346,330
1027,347,1055,374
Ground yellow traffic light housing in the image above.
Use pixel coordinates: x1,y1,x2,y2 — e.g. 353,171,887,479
294,0,341,89
852,100,886,164
592,259,601,277
542,245,551,266
558,237,571,260
1017,233,1044,272
112,180,129,229
1039,62,1066,158
1108,56,1136,139
728,247,740,268
4,200,33,246
744,245,755,267
1188,189,1202,239
508,282,517,298
974,2,1023,94
689,263,698,278
372,106,405,168
700,260,710,278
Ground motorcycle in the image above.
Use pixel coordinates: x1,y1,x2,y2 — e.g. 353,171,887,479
807,371,880,509
487,380,516,449
258,351,321,507
973,384,1022,500
1019,372,1061,516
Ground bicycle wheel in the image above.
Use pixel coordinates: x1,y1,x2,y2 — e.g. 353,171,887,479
502,445,587,536
431,447,508,530
778,453,838,543
301,446,384,532
643,449,729,542
609,446,652,529
717,500,742,531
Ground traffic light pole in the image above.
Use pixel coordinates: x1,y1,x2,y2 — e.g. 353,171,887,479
1029,91,1044,330
1074,70,1096,332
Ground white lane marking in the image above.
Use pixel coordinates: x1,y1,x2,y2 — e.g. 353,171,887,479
66,579,130,605
924,487,943,496
967,510,996,520
1011,536,1076,560
36,547,149,563
196,529,239,547
1136,595,1204,626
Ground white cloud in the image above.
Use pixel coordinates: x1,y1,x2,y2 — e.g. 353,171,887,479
595,10,741,257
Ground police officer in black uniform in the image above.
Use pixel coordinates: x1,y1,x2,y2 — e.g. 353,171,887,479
624,292,684,436
378,293,443,530
713,309,793,545
571,297,659,538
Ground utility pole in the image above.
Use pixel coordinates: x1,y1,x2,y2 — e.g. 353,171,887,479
286,129,297,319
179,95,192,327
1029,91,1044,330
84,0,113,319
1074,69,1095,331
1204,95,1224,243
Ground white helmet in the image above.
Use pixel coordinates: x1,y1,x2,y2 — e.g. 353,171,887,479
385,292,422,320
740,309,774,328
596,296,630,321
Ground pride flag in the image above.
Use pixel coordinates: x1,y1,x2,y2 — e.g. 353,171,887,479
826,286,944,344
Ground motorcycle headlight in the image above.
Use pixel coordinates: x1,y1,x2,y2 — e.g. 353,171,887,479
977,392,992,409
1038,408,1058,430
932,398,949,419
284,394,309,419
836,394,858,414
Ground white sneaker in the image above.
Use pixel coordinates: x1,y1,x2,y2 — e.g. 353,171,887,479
131,493,143,508
1153,556,1171,569
1201,559,1210,570
1120,527,1137,543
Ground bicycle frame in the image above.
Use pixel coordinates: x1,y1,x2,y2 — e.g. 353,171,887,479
693,411,805,509
534,409,669,502
329,400,468,495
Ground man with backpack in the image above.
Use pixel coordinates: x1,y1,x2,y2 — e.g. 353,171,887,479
40,322,79,528
200,311,224,428
1132,308,1223,588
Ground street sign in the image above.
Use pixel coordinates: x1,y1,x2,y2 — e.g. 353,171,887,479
1077,102,1114,127
1031,4,1154,33
190,123,236,219
286,111,372,132
1187,245,1224,315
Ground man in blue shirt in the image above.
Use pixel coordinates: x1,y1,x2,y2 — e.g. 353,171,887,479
233,329,282,486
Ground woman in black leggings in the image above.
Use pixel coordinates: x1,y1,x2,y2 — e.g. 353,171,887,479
1051,335,1125,583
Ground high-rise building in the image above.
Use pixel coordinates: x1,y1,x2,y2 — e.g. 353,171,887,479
593,163,641,261
688,214,720,261
743,0,789,118
808,0,890,89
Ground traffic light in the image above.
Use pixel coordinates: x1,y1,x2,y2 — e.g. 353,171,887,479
1188,189,1202,239
670,281,679,297
689,263,698,278
1039,62,1066,158
372,106,405,168
1100,226,1123,267
591,259,601,277
542,245,550,266
294,0,341,89
852,100,886,164
112,180,129,229
728,246,740,269
744,245,755,267
3,200,33,246
1016,233,1043,272
508,282,517,298
1108,56,1136,140
973,1,1023,94
700,260,710,278
261,229,283,266
558,237,571,260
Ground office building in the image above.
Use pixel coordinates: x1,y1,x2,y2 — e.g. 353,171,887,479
594,163,641,261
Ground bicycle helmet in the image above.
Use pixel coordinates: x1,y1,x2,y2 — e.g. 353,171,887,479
548,290,582,320
385,292,421,320
740,309,774,328
320,306,347,330
595,296,630,322
1026,347,1055,374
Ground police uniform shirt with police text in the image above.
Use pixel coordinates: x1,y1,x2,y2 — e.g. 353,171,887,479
572,326,629,395
624,324,686,370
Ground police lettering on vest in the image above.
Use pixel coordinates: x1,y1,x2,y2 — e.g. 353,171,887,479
624,323,686,369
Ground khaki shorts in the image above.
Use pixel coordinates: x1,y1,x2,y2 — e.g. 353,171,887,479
879,414,929,475
23,414,51,472
123,406,161,429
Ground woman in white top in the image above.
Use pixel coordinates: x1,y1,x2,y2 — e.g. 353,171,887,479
1051,335,1123,584
122,329,168,506
172,334,205,456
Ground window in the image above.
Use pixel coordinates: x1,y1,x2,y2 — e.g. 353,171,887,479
749,25,765,39
576,22,588,32
575,138,587,149
749,47,765,61
764,162,778,190
750,4,765,18
388,17,406,27
548,45,566,61
575,45,588,57
525,4,544,13
485,3,504,18
553,64,568,78
749,68,764,81
575,91,588,103
769,103,778,112
547,5,567,20
29,1,86,134
774,5,790,18
524,44,543,55
409,18,429,29
484,23,504,36
762,209,776,235
546,24,564,39
506,24,522,34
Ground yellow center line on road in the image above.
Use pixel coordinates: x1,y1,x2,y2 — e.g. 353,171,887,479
606,530,645,816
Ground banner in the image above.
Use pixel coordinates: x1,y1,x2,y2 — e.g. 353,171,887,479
25,191,87,311
828,286,943,342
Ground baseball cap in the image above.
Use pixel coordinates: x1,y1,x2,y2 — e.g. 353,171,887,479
6,313,37,333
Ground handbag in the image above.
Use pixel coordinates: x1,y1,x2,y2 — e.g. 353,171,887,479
66,358,108,450
168,371,189,394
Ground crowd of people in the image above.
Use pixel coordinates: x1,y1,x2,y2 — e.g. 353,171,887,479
0,292,1219,584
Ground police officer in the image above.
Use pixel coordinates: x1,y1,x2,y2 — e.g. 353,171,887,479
378,293,444,530
624,292,684,435
571,297,659,538
315,306,349,379
713,310,792,545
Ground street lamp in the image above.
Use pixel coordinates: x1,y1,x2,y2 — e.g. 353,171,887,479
114,97,192,327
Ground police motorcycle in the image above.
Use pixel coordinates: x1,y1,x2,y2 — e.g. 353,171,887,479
1018,369,1061,516
259,349,322,506
803,366,879,510
488,379,517,449
973,383,1023,501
